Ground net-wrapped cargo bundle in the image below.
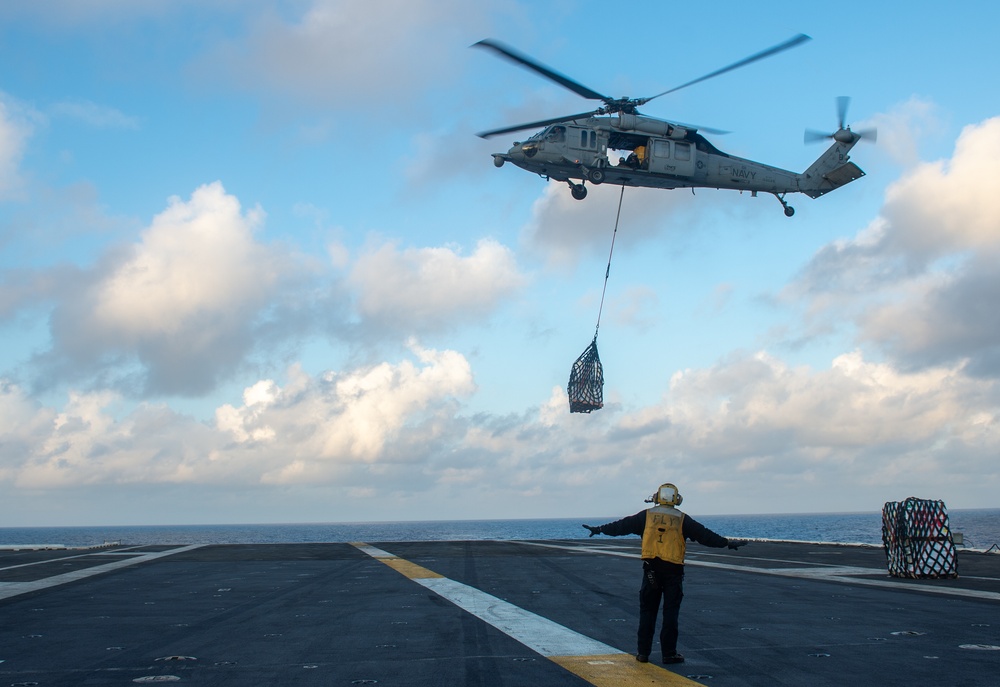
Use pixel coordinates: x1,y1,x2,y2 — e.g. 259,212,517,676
568,337,603,413
881,497,958,579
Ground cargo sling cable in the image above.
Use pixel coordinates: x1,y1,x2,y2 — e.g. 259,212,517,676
568,186,625,414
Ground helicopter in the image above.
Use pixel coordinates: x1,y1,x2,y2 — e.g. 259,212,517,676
474,36,875,217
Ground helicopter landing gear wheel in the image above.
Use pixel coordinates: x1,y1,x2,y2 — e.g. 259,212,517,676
570,183,588,200
774,193,794,217
588,168,605,184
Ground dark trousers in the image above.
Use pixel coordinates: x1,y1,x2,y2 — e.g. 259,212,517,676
637,567,684,657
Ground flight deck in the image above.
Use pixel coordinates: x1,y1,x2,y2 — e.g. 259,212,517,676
1,539,998,686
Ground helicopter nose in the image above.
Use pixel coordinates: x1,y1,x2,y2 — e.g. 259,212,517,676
520,142,539,158
506,142,529,160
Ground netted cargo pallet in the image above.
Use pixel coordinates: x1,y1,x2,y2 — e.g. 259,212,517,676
882,497,958,578
568,338,603,413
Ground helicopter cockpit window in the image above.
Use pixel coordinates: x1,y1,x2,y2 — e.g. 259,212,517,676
546,126,566,143
675,142,691,161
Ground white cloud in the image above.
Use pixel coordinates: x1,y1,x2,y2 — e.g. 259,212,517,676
3,342,999,519
219,343,476,482
803,117,1000,274
41,182,301,395
2,344,477,491
867,96,943,167
663,350,981,458
9,179,526,397
51,100,140,129
349,237,526,333
607,285,660,331
520,181,706,268
859,255,1000,376
197,0,492,108
5,382,220,490
0,96,35,200
878,117,1000,262
788,116,1000,373
92,182,272,336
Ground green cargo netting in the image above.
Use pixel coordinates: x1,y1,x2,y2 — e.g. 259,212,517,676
568,338,603,413
882,497,958,579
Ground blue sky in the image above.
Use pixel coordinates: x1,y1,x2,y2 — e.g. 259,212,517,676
1,1,999,526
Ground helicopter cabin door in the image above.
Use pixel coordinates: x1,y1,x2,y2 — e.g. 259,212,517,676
648,138,695,177
566,125,604,165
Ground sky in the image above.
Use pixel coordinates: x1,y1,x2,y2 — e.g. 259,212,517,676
1,1,999,527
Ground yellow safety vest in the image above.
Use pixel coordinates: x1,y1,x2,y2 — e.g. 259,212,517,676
641,506,685,564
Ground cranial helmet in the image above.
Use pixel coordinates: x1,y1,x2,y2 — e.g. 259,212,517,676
654,483,683,507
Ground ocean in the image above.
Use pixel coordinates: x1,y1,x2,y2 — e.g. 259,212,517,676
2,509,998,551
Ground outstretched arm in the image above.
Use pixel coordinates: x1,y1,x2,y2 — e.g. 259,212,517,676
582,511,646,537
683,515,749,550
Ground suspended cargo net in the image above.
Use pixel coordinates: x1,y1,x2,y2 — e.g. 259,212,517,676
881,497,958,579
568,337,604,413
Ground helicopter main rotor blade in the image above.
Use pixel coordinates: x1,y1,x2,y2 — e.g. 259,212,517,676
672,120,730,136
639,33,811,105
476,110,602,139
473,39,610,102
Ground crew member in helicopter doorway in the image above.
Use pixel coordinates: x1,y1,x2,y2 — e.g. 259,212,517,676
583,483,747,665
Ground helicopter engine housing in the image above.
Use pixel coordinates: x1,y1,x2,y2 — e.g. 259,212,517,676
617,113,687,139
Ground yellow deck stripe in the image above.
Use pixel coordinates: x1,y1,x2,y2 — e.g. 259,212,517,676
351,542,705,687
379,557,443,579
551,653,701,686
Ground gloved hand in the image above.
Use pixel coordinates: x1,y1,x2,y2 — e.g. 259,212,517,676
582,524,601,537
727,539,748,550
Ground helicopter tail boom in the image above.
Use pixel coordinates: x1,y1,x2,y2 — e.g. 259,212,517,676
798,140,865,198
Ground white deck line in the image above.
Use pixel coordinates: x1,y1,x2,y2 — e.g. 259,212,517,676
0,545,152,573
354,543,616,657
418,576,615,657
518,541,1000,602
0,545,203,600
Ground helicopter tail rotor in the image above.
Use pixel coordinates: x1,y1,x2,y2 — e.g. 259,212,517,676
805,96,877,145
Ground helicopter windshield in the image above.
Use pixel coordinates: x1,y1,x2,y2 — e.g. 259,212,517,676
544,125,566,143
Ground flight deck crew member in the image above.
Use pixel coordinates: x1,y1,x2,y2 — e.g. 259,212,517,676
634,144,647,168
583,483,747,665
